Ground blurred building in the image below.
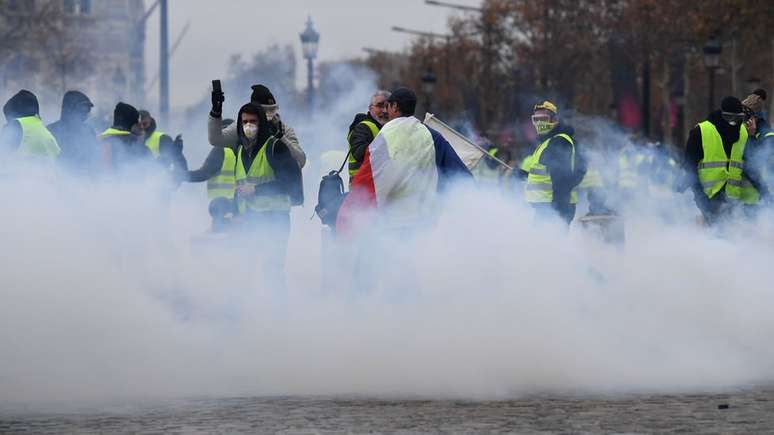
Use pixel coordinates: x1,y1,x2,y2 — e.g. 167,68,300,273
0,0,147,118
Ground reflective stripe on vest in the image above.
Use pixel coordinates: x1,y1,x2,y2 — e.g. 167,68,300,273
100,127,131,139
235,137,290,213
524,133,578,204
697,120,755,203
16,116,60,159
145,131,165,158
207,147,237,200
347,119,379,178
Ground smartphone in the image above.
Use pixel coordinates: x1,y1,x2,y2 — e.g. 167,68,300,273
212,80,222,93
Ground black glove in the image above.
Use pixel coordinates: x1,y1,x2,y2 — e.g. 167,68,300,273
273,120,285,140
173,134,184,154
211,89,224,117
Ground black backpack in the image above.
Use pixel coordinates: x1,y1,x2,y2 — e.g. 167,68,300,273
314,153,349,227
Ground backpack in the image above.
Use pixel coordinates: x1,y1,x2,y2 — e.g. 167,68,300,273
314,153,349,227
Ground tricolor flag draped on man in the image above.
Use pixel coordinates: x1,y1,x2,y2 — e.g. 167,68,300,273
336,88,473,233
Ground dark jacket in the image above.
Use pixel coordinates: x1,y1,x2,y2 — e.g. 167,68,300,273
523,123,586,221
684,111,767,215
1,90,39,152
47,91,97,172
236,103,303,207
348,112,382,167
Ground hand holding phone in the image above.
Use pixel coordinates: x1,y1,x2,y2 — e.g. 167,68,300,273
211,80,224,116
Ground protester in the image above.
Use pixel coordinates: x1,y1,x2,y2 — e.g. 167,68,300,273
0,90,60,160
683,96,767,224
336,87,471,233
346,90,390,182
47,91,97,172
209,83,306,168
99,102,150,172
519,101,586,225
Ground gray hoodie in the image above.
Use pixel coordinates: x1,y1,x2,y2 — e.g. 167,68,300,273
208,113,306,168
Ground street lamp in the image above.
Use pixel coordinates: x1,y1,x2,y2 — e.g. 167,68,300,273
299,16,320,114
703,34,722,113
421,68,437,114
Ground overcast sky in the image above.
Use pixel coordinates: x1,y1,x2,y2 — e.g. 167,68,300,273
143,0,482,109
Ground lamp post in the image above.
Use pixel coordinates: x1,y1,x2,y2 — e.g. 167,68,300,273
299,16,320,115
421,68,437,114
703,34,722,113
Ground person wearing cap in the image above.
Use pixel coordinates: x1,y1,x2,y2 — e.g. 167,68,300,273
336,87,471,232
0,90,60,160
520,101,586,225
208,83,306,169
99,102,152,172
683,96,768,224
346,90,390,183
47,90,97,172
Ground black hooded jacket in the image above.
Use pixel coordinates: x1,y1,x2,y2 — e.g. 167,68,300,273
47,91,97,171
684,110,768,213
1,90,40,152
236,103,303,207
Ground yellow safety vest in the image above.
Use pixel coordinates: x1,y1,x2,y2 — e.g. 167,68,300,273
578,168,603,190
207,147,237,200
99,127,131,139
618,151,650,189
235,137,290,213
524,133,578,204
347,119,380,178
16,116,60,159
144,130,165,158
697,120,757,204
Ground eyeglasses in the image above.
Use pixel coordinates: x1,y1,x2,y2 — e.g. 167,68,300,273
531,114,552,123
370,102,387,109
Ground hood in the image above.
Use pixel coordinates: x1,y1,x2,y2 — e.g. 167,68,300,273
112,102,139,131
348,113,368,133
707,110,740,145
236,103,272,147
3,90,39,120
60,90,93,120
537,122,575,143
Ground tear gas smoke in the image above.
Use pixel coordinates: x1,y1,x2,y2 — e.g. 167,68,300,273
2,67,774,408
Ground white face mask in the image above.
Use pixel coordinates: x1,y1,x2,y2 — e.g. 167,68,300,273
243,122,258,140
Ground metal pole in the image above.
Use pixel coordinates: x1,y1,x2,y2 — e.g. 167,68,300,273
307,57,314,115
159,0,169,126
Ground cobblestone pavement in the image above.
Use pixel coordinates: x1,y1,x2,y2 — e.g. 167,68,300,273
2,390,774,434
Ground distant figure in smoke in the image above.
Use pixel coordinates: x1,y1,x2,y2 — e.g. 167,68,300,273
208,83,306,169
139,110,188,184
99,102,151,172
185,118,238,231
336,87,471,233
519,101,586,225
683,96,768,224
47,91,97,173
346,90,390,184
233,103,303,284
0,90,60,160
742,90,774,195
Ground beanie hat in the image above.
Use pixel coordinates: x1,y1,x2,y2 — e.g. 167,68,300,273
720,96,743,114
753,88,767,101
742,94,764,114
250,85,276,105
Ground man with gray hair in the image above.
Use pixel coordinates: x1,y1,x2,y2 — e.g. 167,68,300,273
346,90,390,182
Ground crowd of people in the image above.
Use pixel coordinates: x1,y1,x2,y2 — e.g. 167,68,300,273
1,82,772,280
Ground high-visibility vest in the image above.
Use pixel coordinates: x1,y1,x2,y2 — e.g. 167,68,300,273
578,168,603,190
697,120,757,203
618,151,650,189
347,119,379,178
145,130,165,158
524,133,578,204
235,137,290,213
16,115,60,159
99,127,131,139
207,147,237,200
